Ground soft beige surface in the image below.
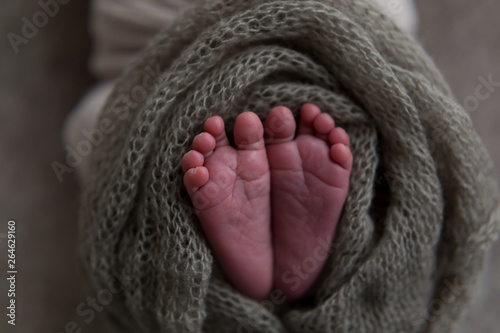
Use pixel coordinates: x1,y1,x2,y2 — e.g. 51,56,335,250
0,0,498,332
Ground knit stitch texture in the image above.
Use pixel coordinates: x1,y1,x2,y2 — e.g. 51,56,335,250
78,0,500,332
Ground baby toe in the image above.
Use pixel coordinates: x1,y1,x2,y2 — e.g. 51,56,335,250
183,166,209,193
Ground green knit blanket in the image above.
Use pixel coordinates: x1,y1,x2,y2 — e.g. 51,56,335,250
78,0,500,332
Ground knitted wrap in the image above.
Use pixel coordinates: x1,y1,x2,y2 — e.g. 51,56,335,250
78,0,500,332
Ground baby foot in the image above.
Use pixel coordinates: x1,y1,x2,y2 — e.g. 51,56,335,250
182,112,273,300
265,104,352,299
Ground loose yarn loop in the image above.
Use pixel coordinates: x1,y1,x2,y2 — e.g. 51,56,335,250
78,0,500,332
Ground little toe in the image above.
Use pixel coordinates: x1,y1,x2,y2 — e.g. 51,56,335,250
234,112,265,150
204,116,230,148
328,127,350,147
297,103,321,135
183,166,209,193
193,132,216,157
265,106,296,144
182,150,204,173
330,143,353,171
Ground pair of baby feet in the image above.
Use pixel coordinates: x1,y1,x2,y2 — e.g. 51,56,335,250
182,104,352,300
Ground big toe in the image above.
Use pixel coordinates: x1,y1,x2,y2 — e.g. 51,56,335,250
234,112,265,150
265,106,296,144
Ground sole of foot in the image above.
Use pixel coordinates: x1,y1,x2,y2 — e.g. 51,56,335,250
265,104,352,300
182,112,273,300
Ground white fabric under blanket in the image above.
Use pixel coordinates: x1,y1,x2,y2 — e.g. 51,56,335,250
89,0,417,81
64,0,418,184
90,0,199,80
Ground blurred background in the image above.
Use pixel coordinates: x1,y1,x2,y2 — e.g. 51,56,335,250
0,0,499,332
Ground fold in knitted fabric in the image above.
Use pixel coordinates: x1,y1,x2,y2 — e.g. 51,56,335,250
78,0,500,332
